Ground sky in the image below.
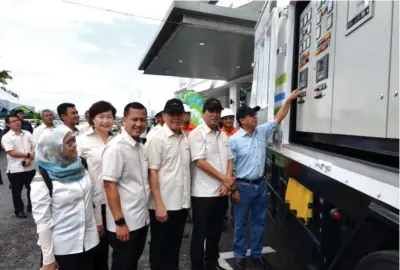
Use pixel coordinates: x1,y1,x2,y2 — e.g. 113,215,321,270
0,0,180,116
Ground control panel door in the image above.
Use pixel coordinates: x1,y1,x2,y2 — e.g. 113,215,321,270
387,0,399,139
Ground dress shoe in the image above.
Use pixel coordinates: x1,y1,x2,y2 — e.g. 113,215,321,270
252,257,273,269
234,258,247,270
16,212,28,218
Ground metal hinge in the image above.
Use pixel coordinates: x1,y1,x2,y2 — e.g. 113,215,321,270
277,44,287,56
279,8,289,18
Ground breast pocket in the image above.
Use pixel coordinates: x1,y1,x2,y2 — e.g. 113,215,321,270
205,140,218,154
162,144,175,159
237,143,250,157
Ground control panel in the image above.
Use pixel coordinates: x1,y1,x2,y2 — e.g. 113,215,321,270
296,0,336,133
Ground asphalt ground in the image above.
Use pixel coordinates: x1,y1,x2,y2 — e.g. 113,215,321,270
0,150,302,270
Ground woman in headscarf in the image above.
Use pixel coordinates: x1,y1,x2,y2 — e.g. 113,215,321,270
31,126,102,270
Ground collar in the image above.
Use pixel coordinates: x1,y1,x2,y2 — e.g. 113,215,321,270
42,123,55,129
201,123,220,134
64,124,79,132
163,123,183,138
121,128,139,148
237,128,251,137
9,129,24,136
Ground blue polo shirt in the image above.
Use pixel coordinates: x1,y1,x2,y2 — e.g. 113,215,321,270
229,121,278,180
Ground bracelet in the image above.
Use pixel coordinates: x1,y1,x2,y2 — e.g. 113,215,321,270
229,188,237,194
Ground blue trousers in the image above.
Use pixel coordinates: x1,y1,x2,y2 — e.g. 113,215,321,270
233,180,267,259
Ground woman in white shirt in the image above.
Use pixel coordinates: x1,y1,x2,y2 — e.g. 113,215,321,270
31,126,102,270
77,100,116,270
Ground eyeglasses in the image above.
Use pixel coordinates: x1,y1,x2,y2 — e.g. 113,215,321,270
65,136,76,147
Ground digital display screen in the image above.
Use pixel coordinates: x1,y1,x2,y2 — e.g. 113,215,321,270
327,14,333,30
316,25,321,39
318,61,324,72
327,0,333,12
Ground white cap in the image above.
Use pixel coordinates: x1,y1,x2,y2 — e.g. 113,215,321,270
221,108,235,118
183,104,191,113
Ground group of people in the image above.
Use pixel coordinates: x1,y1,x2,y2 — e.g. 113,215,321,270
0,88,299,270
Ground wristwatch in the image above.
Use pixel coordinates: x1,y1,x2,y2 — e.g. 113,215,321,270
230,187,237,194
115,217,126,226
26,153,31,159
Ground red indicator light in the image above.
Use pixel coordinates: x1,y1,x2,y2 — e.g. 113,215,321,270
330,208,342,221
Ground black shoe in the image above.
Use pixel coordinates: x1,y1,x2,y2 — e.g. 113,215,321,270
27,205,32,213
252,257,273,270
234,258,247,270
15,212,28,218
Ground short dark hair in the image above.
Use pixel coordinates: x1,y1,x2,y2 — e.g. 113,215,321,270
88,101,117,126
5,114,20,124
123,102,147,117
57,103,76,120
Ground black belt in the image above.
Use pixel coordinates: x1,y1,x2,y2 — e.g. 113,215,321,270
236,177,263,185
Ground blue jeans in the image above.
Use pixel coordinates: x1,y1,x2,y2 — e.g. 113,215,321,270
233,180,267,259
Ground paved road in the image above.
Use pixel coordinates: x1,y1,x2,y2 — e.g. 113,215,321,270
0,150,301,270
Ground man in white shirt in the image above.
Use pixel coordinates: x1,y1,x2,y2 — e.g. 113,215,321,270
78,110,93,134
1,114,36,218
146,98,191,270
32,109,55,145
145,110,164,143
102,102,149,270
56,102,81,135
188,98,236,270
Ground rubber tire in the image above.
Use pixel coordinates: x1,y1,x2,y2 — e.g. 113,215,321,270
354,250,399,270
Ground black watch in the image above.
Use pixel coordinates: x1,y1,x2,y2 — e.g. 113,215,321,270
230,188,237,194
26,153,31,159
115,217,126,226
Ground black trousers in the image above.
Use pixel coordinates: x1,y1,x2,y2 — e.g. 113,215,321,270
93,204,110,270
54,247,96,270
190,196,228,270
108,225,148,270
8,170,35,215
149,209,187,270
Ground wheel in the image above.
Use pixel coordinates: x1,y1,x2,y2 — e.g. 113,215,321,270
355,250,399,270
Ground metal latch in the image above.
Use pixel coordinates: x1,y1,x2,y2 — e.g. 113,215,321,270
279,8,289,18
277,44,287,56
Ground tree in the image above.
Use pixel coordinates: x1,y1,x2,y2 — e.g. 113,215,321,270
0,57,19,98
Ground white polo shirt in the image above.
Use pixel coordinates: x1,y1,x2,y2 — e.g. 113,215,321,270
188,123,233,197
32,124,54,145
102,129,150,233
77,128,114,206
145,124,162,144
146,124,191,210
1,129,35,173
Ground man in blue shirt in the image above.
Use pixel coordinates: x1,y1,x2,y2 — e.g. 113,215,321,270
229,89,299,269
